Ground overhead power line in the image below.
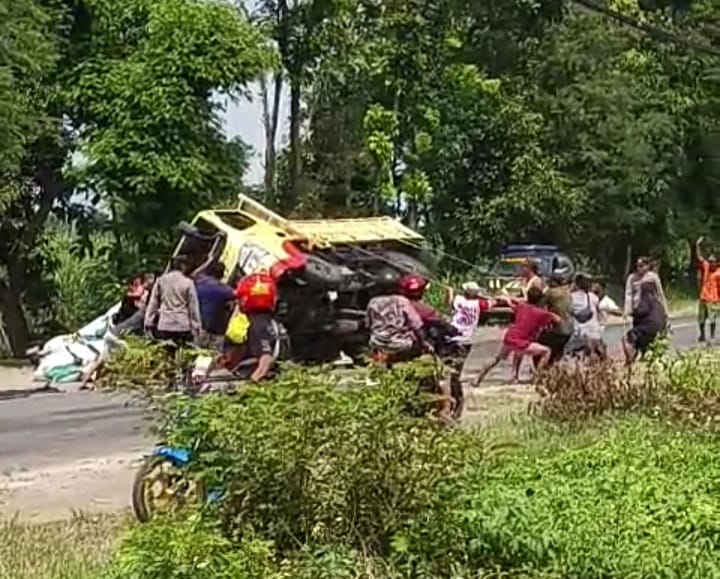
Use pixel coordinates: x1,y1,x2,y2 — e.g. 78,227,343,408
570,0,720,57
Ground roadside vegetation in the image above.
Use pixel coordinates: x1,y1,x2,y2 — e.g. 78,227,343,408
2,0,720,575
0,513,128,579
4,346,708,578
1,0,718,357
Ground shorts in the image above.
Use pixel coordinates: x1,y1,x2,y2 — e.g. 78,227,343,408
538,330,571,364
154,330,194,356
368,335,417,355
567,335,606,360
626,327,660,353
497,339,535,359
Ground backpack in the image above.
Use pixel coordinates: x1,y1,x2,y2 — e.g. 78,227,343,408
573,292,594,324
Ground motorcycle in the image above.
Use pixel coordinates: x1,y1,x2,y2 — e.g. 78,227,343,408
132,445,223,523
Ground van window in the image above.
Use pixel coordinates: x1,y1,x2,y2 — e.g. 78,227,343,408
215,211,256,231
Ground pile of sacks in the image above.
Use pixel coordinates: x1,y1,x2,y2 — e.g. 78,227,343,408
32,304,120,384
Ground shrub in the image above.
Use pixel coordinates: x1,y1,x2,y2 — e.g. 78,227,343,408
107,355,720,578
96,337,204,398
162,364,482,556
106,515,276,579
403,416,720,577
533,359,657,422
40,226,121,331
648,349,720,429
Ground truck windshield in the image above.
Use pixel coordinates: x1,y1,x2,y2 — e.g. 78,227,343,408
214,211,256,231
490,257,550,277
490,260,524,277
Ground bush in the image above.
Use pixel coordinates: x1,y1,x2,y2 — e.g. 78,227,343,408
648,349,720,429
107,354,720,578
533,359,657,422
107,515,276,579
162,364,482,556
96,337,205,398
412,416,720,578
40,226,121,331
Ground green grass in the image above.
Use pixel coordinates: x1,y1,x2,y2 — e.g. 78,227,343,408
0,512,130,579
5,357,720,578
440,415,720,577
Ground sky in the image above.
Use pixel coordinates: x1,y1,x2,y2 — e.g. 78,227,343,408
222,0,290,186
221,86,289,186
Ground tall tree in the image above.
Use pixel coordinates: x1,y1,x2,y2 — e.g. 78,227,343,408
0,0,273,356
0,0,59,355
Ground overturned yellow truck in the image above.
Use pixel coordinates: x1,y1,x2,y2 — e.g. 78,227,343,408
172,195,431,361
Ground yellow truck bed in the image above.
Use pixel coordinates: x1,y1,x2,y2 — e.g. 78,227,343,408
233,193,423,246
288,217,423,244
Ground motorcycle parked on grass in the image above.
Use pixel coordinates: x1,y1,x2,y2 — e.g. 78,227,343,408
132,445,222,523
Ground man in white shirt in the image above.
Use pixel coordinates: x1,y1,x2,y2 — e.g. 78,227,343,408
592,280,623,330
447,282,492,346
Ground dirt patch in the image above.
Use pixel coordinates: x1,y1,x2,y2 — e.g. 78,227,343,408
0,452,141,523
462,383,538,426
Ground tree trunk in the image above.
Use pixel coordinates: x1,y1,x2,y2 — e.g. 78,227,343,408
0,265,30,358
407,200,418,229
287,75,301,211
261,72,283,204
624,242,633,279
0,142,65,357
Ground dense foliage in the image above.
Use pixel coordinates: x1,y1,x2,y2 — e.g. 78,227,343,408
295,0,720,274
101,355,720,578
0,0,274,355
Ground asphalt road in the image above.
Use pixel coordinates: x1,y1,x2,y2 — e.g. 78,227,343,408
0,316,699,519
0,391,149,474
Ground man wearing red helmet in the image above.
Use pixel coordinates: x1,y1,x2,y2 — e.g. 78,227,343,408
366,268,426,357
221,273,279,381
397,273,442,325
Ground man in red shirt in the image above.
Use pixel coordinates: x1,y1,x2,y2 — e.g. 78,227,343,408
474,287,560,386
695,237,720,342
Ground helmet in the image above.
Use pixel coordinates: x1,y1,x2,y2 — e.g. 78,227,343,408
235,273,277,313
397,273,428,300
375,267,401,294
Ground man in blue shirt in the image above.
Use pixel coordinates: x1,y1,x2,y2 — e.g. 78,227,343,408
194,262,235,350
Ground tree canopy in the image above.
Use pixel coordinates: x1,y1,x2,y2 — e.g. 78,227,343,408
0,0,274,355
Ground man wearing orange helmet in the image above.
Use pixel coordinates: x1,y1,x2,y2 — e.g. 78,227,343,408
221,273,280,382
